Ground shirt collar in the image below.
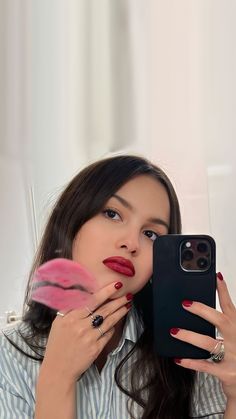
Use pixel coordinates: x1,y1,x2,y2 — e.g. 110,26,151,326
111,308,143,355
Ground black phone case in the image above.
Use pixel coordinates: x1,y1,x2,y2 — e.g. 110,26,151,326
152,234,216,359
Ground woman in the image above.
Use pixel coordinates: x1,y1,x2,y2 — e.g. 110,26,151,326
0,154,235,418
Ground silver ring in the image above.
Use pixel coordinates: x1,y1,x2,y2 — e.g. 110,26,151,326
210,340,221,354
98,327,105,337
85,306,94,316
210,341,225,363
56,311,65,318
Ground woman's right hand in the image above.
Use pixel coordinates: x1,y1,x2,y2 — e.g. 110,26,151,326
39,281,131,384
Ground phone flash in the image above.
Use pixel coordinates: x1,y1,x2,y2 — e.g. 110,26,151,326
185,241,191,248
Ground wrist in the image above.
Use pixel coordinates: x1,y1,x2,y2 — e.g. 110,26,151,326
224,398,236,419
35,367,76,419
38,363,77,390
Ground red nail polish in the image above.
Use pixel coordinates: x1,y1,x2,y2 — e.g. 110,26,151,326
170,328,180,335
126,302,132,309
217,272,224,281
126,293,133,301
174,358,182,364
115,282,123,289
182,300,193,307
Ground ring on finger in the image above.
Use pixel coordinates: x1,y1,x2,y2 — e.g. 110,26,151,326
210,340,221,355
56,311,65,318
85,306,94,316
91,314,104,328
85,306,104,328
97,327,106,337
210,341,225,363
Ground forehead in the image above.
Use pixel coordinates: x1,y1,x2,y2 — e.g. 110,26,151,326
111,175,170,215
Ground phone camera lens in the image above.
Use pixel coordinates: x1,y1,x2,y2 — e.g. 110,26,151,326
197,242,208,253
182,249,194,261
197,257,208,269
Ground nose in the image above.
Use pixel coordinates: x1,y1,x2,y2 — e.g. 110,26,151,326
116,230,140,255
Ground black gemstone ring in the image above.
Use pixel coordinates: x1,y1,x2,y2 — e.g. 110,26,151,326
91,314,104,328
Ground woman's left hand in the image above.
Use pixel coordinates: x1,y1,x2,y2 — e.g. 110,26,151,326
170,272,236,401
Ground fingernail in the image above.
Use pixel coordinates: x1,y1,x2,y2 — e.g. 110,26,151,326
126,302,132,309
115,282,123,289
170,328,180,335
126,293,133,301
174,358,182,364
217,272,224,281
182,300,193,307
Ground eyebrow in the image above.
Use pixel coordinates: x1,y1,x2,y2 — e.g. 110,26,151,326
112,194,170,230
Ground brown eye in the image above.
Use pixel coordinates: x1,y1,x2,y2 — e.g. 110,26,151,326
103,209,121,220
144,230,158,241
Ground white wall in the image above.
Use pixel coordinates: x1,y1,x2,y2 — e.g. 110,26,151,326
148,1,236,291
128,0,236,294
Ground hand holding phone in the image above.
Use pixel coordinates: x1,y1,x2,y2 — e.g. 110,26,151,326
152,234,216,359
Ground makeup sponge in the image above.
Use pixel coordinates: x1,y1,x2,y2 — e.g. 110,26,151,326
31,258,98,312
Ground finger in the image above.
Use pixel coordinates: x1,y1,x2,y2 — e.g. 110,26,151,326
87,281,125,312
182,300,225,331
64,281,125,320
92,293,133,319
174,358,223,377
96,327,116,350
53,310,72,323
94,304,131,336
217,272,235,315
170,328,217,353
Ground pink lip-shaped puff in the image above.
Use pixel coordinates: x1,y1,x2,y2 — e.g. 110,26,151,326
31,258,98,312
32,286,94,312
33,258,97,291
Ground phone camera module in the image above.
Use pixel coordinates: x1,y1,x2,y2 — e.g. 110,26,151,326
180,237,212,272
182,249,194,261
197,257,208,270
197,242,208,253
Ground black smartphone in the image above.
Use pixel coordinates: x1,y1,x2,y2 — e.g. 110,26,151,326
152,234,216,359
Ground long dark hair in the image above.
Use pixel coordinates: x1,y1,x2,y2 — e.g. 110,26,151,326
6,155,195,418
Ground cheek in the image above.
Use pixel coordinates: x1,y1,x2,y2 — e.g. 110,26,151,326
143,247,153,277
72,227,95,260
133,252,153,292
141,267,153,287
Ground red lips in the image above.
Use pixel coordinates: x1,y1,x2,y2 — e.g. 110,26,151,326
103,256,135,277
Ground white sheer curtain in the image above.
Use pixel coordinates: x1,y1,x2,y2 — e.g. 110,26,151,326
0,0,235,320
0,0,34,322
0,0,136,319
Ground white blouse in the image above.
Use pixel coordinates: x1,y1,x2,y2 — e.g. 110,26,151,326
0,310,226,419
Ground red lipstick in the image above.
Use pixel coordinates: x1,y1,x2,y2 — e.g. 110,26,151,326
103,256,135,277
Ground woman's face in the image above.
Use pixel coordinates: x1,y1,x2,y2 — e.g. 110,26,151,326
72,175,170,297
